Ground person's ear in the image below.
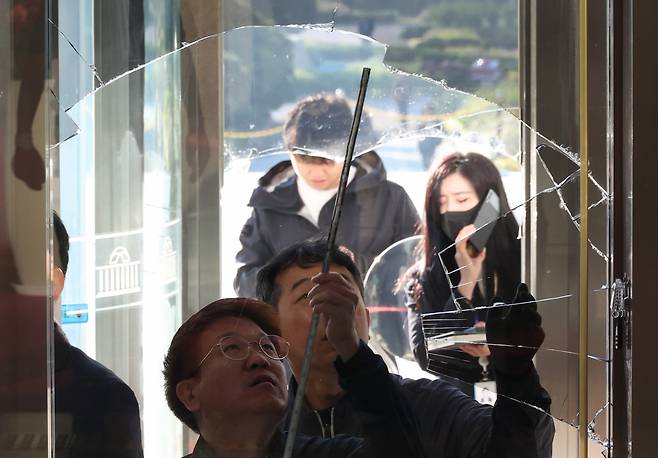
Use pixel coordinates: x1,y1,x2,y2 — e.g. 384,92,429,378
52,267,65,302
365,306,371,328
176,379,202,414
289,153,301,173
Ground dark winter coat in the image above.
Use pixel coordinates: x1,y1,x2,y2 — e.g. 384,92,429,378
234,151,420,297
284,342,554,458
183,433,365,458
54,324,143,457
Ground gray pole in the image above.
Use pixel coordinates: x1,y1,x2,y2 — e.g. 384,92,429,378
283,67,371,458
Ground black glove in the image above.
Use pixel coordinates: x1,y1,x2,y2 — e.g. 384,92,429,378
486,283,545,377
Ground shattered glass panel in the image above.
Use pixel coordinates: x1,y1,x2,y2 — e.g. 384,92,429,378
434,173,609,312
40,0,615,457
49,1,341,107
51,21,99,111
222,26,525,161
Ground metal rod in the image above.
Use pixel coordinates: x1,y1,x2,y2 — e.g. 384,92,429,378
283,67,371,458
578,0,589,456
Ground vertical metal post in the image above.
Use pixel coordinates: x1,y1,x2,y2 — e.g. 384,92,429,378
578,0,590,456
627,2,658,455
283,68,371,458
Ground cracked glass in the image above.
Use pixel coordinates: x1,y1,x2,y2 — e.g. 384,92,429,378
0,0,615,457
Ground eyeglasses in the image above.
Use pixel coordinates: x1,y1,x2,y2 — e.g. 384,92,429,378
188,334,290,377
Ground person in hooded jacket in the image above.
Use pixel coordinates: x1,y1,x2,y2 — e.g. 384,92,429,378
234,93,419,298
406,152,521,394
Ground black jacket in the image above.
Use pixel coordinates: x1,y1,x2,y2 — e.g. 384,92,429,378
54,324,143,457
184,433,365,458
284,343,554,458
185,341,418,458
234,152,420,297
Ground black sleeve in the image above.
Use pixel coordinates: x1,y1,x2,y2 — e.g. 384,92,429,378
398,376,492,457
485,368,555,458
333,343,553,458
403,284,554,457
407,306,429,370
101,381,144,458
234,210,274,298
403,274,429,370
292,434,366,458
403,366,553,458
335,341,422,458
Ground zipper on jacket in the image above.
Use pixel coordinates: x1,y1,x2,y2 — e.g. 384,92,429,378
312,408,335,439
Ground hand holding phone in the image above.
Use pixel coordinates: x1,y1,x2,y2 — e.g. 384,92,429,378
466,189,501,256
454,224,487,300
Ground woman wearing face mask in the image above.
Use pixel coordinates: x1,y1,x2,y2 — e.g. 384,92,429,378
406,152,520,393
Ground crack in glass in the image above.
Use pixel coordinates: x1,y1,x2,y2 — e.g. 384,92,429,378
51,4,612,455
50,1,342,110
587,402,612,448
435,166,610,314
49,18,104,87
422,296,610,363
48,90,81,150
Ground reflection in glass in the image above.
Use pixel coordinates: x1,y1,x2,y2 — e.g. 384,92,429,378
1,2,51,456
0,0,614,456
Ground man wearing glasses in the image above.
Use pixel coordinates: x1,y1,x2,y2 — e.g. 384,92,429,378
163,297,418,457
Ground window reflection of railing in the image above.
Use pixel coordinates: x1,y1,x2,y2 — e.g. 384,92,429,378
159,236,177,286
96,246,141,298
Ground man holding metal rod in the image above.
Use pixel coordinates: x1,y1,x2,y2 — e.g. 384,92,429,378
256,239,555,457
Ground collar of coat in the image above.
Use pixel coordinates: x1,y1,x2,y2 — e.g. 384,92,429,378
249,151,388,213
283,375,362,439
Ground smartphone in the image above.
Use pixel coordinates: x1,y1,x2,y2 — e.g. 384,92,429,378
467,189,501,255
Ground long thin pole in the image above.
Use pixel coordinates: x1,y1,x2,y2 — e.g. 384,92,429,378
578,0,589,456
283,68,371,458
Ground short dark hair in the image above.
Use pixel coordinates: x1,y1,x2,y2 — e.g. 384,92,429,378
256,239,364,307
163,298,281,433
53,211,69,275
283,93,372,155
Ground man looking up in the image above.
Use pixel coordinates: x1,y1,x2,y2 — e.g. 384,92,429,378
234,93,419,297
163,297,417,458
256,239,555,457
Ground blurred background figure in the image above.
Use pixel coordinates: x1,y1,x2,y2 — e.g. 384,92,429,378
234,93,419,297
406,152,520,394
52,212,143,457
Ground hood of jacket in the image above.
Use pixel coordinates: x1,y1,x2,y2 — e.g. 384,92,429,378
248,151,388,213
